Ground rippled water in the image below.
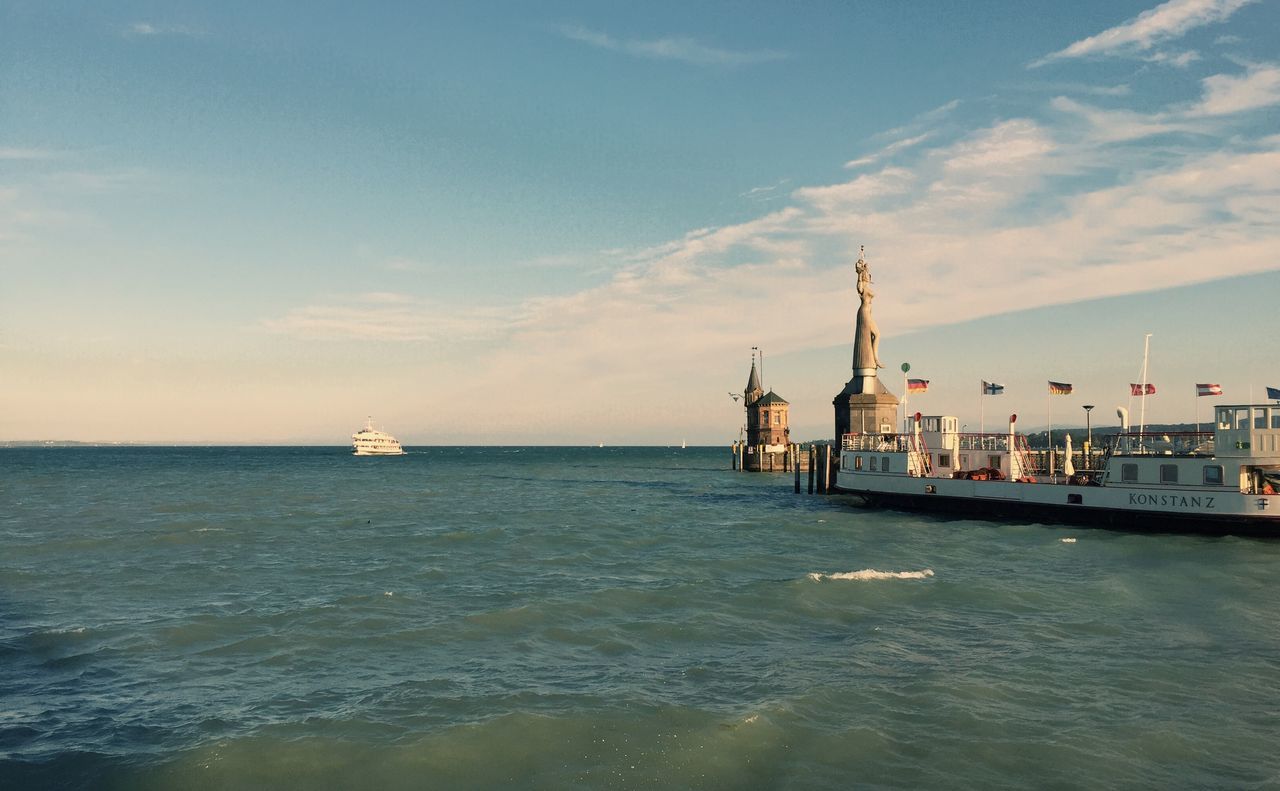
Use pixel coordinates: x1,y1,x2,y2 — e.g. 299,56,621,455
2,447,1279,789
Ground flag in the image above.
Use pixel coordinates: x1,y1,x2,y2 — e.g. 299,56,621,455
1048,381,1073,395
1196,383,1222,397
1130,383,1156,396
907,378,929,393
982,380,1004,395
1267,386,1280,400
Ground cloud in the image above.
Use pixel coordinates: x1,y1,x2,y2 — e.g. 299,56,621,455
1007,82,1133,97
1031,0,1255,66
262,293,517,343
1189,63,1280,115
876,100,960,141
1144,49,1202,67
557,24,787,66
844,133,932,170
1046,60,1280,144
0,147,62,161
739,179,791,202
122,21,201,38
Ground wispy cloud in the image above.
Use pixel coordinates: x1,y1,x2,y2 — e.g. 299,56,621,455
262,293,517,343
1049,61,1280,138
844,133,931,170
1145,49,1202,67
122,21,202,38
557,24,787,66
1031,0,1255,67
1006,81,1133,97
0,147,63,161
739,179,791,202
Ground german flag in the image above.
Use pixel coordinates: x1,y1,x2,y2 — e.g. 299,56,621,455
1048,381,1073,395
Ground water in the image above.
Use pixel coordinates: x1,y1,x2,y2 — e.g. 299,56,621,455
3,447,1279,789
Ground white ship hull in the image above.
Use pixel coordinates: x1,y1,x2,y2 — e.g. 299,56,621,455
836,473,1275,533
353,446,405,456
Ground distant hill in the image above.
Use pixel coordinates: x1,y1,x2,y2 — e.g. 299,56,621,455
1024,423,1210,449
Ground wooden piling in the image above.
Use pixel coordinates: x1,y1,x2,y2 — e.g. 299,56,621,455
794,445,801,493
807,446,815,494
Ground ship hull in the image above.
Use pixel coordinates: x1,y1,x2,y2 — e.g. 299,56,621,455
833,477,1280,536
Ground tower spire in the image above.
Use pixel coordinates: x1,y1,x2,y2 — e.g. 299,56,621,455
745,349,763,405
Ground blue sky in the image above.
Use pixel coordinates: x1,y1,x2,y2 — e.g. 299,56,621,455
3,0,1279,444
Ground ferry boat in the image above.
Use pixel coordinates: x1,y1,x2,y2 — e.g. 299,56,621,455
351,417,406,456
825,246,1278,535
834,407,1280,534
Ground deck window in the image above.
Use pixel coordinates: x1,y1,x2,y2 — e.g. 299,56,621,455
1235,408,1250,430
1203,465,1223,486
854,455,863,470
938,453,951,467
1255,408,1268,430
988,455,1001,469
1160,464,1178,484
1121,463,1138,482
1272,410,1280,429
882,456,891,472
869,456,878,471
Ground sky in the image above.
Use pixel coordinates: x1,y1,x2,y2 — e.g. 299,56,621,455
2,0,1279,445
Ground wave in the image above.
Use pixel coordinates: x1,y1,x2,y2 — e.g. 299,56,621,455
807,569,934,582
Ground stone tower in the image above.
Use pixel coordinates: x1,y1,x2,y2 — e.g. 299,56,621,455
743,357,791,472
833,247,899,441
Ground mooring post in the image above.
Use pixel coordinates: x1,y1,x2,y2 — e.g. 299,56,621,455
821,445,831,494
794,445,801,493
807,446,815,494
731,441,737,470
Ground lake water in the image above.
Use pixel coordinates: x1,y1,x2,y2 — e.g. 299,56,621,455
3,446,1279,789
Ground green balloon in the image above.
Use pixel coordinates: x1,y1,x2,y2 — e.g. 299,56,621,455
901,362,911,373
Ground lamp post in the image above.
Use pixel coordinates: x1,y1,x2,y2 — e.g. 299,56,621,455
1083,404,1095,469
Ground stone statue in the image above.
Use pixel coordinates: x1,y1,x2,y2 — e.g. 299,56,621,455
852,248,882,371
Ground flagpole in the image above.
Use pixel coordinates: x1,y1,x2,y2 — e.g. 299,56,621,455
979,381,984,435
1047,386,1052,455
1139,333,1151,436
902,368,909,430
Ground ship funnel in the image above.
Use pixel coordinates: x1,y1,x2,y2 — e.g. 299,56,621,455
1116,407,1129,432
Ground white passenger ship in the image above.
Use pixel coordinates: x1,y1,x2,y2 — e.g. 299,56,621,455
834,407,1280,534
351,417,406,456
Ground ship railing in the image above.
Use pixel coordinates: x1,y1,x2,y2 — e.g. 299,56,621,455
842,433,933,476
842,433,914,453
956,433,1015,452
1105,431,1215,457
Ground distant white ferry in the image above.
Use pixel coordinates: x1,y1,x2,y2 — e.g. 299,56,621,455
351,417,406,456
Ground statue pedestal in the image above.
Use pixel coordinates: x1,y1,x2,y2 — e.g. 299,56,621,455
833,374,899,441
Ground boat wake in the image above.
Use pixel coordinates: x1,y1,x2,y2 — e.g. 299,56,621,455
807,569,934,582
